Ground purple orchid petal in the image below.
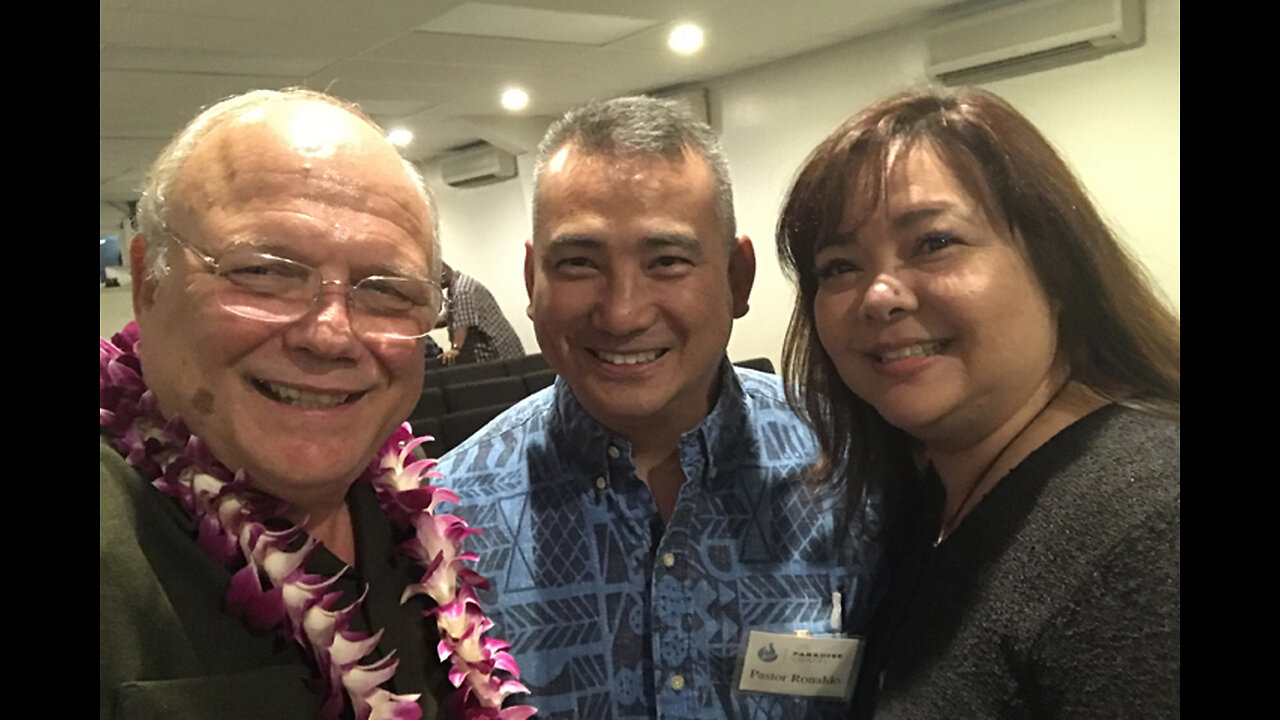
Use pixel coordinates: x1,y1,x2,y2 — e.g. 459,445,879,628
330,628,386,668
341,653,400,698
364,691,423,720
429,596,472,636
393,487,440,513
482,636,511,652
197,514,239,566
438,638,456,665
224,565,287,633
400,432,434,455
456,568,490,592
401,456,438,479
225,564,263,611
490,651,521,676
245,584,287,633
398,581,430,605
493,706,538,720
301,604,342,659
427,486,460,507
260,535,318,584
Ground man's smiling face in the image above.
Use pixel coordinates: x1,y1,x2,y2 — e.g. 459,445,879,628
526,144,753,438
133,99,432,506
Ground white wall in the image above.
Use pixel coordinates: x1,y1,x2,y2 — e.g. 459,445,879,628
423,153,542,354
421,0,1179,370
983,2,1179,311
101,213,138,337
101,285,136,338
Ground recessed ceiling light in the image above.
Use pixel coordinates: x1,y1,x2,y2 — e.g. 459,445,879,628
668,23,703,55
501,87,530,111
387,127,413,147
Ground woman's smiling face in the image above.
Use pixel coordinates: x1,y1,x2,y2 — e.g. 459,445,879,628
812,143,1062,450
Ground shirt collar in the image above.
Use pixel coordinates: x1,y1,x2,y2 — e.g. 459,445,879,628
549,358,750,469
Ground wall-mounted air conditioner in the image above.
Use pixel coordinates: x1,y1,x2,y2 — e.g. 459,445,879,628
652,85,711,128
926,0,1144,85
440,142,518,188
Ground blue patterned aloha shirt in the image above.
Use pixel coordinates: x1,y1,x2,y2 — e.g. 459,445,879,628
435,362,883,720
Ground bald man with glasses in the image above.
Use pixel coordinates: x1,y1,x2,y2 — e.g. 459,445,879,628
99,89,529,720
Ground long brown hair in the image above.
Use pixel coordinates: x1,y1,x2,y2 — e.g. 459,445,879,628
777,88,1180,493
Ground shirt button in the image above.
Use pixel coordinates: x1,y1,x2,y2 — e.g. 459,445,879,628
662,553,676,568
595,476,607,490
607,445,621,459
669,674,685,691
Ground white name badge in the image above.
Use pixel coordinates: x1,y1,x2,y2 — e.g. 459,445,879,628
736,630,863,701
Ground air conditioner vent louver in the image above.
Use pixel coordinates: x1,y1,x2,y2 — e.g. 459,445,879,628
440,143,518,188
926,0,1144,85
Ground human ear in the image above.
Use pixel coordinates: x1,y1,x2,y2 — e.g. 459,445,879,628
729,235,756,319
129,234,156,317
523,237,535,320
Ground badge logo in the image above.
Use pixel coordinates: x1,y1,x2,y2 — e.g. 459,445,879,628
757,642,778,663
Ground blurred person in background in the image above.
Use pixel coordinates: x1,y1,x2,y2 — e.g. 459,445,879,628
438,262,525,365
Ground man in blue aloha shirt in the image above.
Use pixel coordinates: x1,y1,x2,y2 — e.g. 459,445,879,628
436,96,881,720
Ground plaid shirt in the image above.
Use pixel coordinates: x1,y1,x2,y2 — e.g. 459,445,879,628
446,270,525,362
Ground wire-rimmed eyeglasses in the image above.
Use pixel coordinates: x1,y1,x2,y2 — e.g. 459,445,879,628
165,230,442,341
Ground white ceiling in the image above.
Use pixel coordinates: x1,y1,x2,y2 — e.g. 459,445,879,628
100,0,967,216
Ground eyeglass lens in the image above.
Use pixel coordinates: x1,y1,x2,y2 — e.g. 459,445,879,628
213,250,439,339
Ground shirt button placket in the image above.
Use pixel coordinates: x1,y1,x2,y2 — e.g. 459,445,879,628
657,436,704,717
597,444,621,495
656,547,692,713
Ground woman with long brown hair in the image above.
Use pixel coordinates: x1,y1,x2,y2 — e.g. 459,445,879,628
777,89,1178,717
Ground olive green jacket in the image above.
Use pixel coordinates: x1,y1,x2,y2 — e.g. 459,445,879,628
99,438,449,720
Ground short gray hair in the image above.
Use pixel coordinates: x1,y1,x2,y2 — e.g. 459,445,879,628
135,87,440,281
532,95,736,243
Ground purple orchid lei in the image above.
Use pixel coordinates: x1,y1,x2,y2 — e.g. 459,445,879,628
100,322,535,720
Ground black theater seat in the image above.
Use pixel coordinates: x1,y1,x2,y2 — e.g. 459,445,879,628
423,359,508,389
522,369,557,394
410,387,446,420
436,403,512,454
442,376,528,413
733,357,775,374
504,353,550,376
408,416,442,447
